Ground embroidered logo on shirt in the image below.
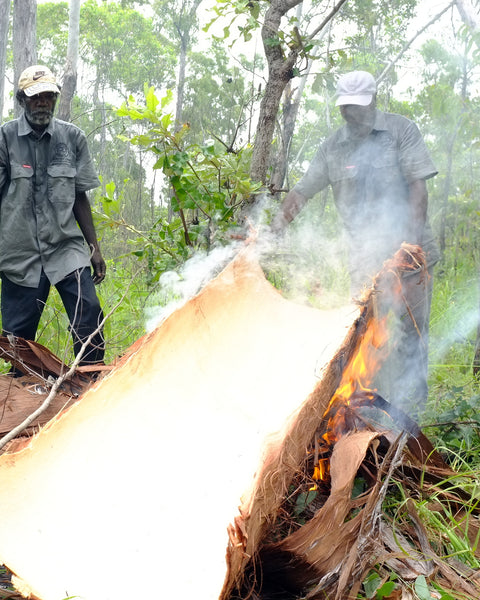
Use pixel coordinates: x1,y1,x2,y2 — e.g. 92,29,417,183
51,143,72,164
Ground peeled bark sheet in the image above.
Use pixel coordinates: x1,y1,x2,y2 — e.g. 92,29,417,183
0,247,360,600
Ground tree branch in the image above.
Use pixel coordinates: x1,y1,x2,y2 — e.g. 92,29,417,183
0,287,130,452
308,0,350,41
376,1,455,85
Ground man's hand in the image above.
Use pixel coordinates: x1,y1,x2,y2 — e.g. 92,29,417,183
91,247,106,284
271,189,307,234
73,191,106,284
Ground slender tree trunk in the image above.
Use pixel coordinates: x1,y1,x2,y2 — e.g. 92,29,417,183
455,0,479,32
169,0,201,228
248,0,348,189
13,0,36,117
0,0,12,121
248,0,302,186
57,0,81,122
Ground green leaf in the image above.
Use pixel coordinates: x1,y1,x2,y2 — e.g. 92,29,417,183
376,581,395,598
145,86,159,112
363,573,381,597
414,575,431,600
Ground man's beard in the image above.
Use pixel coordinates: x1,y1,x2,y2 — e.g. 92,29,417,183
25,109,53,128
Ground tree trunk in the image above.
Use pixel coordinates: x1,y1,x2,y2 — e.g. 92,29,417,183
248,0,302,187
248,0,348,191
455,0,479,32
13,0,36,117
0,0,12,121
0,247,361,600
57,0,81,122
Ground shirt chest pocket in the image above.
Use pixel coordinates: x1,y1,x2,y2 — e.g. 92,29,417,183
370,147,398,169
10,163,34,181
7,163,34,202
47,165,76,203
327,152,358,183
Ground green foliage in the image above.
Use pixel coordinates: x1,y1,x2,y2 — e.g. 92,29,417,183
362,571,397,599
36,3,70,71
113,85,261,283
205,0,265,45
182,41,261,147
80,0,176,96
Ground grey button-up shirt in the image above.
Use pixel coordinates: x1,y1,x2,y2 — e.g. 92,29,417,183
294,110,440,285
0,114,100,287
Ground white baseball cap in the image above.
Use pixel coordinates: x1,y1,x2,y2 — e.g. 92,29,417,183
335,71,376,106
18,65,60,97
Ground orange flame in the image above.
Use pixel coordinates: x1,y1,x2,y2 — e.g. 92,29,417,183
311,245,427,482
334,314,387,405
321,313,389,449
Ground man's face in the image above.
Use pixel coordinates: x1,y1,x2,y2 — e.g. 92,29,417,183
22,92,58,129
339,100,376,138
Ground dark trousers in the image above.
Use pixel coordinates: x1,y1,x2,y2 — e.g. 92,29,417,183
1,268,105,365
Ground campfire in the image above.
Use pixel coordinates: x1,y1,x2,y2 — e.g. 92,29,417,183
0,244,478,600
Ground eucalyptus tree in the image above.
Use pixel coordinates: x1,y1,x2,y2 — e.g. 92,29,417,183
0,0,11,121
153,0,203,129
57,0,81,122
35,2,69,73
208,0,431,199
80,0,176,101
13,0,36,117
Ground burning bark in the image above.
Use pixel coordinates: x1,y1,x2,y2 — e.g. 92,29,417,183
0,244,477,600
0,246,359,600
221,244,480,600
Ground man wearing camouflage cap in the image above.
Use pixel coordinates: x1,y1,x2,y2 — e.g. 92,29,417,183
0,65,106,371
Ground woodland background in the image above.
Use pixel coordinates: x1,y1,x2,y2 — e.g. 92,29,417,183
0,0,479,438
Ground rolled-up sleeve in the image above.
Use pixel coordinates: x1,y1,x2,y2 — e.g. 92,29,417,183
75,131,100,193
398,120,437,183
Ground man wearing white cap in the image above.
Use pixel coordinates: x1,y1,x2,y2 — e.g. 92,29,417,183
0,65,106,370
272,70,440,418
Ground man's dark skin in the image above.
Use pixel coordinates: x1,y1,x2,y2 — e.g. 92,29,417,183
274,95,429,246
19,90,106,285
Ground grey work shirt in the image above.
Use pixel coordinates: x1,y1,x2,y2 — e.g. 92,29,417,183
294,110,440,286
0,114,100,287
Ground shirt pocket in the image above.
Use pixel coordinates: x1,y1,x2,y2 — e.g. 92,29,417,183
371,148,398,169
7,163,34,204
10,163,34,181
327,152,358,183
47,165,76,203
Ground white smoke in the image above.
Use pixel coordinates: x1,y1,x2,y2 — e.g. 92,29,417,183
145,242,242,331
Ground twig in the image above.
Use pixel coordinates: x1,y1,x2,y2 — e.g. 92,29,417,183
376,1,455,85
307,0,350,41
0,284,131,452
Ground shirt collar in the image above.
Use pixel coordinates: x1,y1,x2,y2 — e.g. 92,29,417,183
18,112,56,137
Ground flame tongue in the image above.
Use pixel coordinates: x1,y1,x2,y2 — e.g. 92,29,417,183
322,314,388,447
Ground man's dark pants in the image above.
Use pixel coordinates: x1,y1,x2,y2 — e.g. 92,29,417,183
1,268,105,365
